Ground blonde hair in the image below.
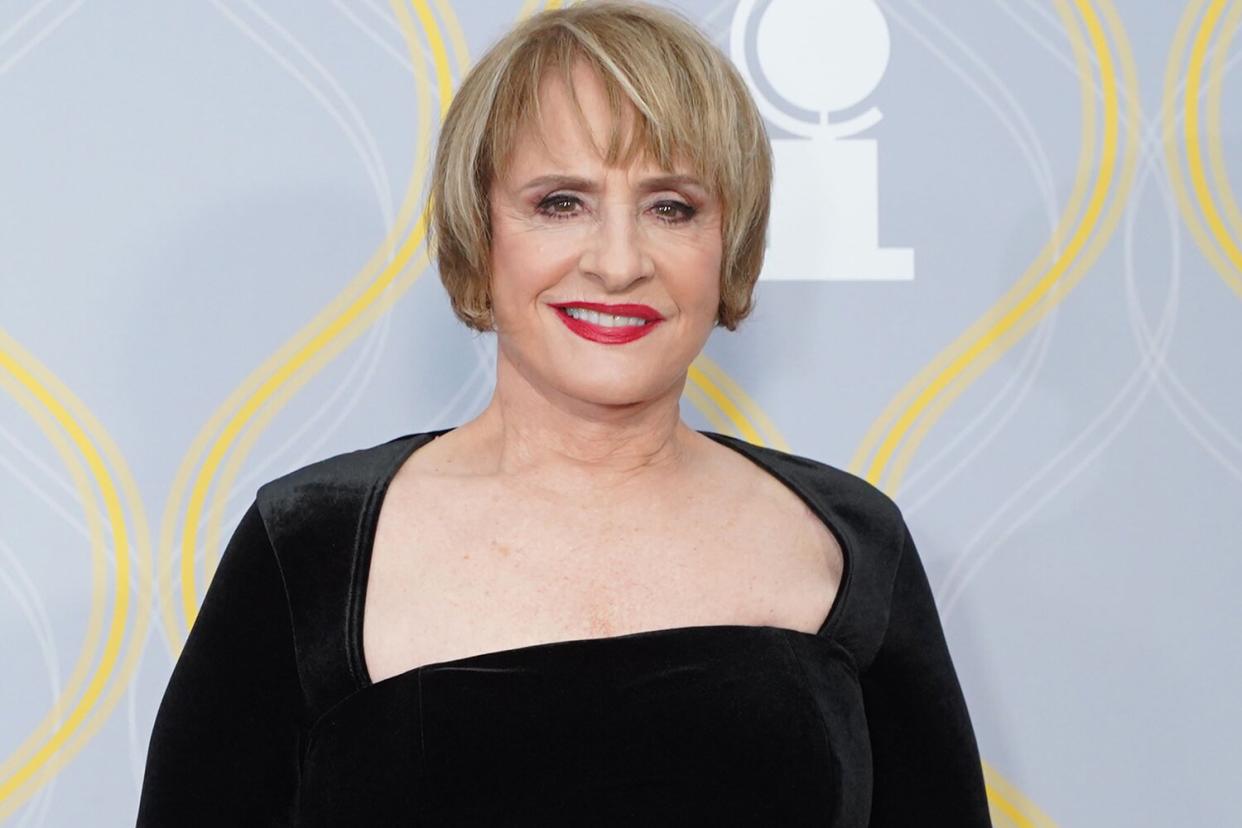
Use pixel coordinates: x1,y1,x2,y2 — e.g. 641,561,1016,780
427,0,772,332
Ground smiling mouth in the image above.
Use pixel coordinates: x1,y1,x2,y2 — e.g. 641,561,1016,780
548,301,665,323
552,305,662,344
557,307,653,327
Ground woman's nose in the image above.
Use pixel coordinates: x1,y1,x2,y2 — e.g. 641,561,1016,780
579,207,655,290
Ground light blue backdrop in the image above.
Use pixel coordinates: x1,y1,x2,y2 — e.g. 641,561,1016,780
2,1,1239,825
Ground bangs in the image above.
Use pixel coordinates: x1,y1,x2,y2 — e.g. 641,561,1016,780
483,23,728,196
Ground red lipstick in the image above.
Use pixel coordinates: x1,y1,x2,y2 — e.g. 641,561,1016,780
549,301,664,345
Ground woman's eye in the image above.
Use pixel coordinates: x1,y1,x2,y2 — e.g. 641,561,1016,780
537,194,581,219
653,200,696,223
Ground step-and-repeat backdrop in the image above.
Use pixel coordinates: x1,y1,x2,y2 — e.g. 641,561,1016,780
2,2,1239,825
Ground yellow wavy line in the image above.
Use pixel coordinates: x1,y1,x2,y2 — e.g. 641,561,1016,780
0,341,105,797
923,2,1139,823
846,0,1097,486
0,330,155,815
843,0,1137,822
161,0,442,640
687,355,790,450
880,0,1128,491
153,23,428,652
683,380,734,435
889,0,1141,496
850,0,1128,498
432,0,470,76
1207,0,1242,247
686,362,762,444
1184,0,1242,294
1163,3,1230,293
199,0,443,589
1,481,152,813
981,759,1060,827
185,0,447,620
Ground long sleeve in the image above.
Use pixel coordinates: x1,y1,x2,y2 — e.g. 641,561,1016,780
136,500,304,826
859,521,993,826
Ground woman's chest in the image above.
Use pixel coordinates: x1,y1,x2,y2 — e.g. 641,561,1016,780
362,469,842,683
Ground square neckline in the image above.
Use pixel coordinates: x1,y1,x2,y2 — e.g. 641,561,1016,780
349,427,855,690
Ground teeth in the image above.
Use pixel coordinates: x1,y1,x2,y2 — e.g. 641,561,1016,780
564,307,649,327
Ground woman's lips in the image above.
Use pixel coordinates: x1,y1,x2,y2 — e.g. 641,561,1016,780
553,306,662,344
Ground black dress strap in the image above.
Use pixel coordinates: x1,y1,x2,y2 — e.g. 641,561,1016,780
698,430,904,671
254,431,439,715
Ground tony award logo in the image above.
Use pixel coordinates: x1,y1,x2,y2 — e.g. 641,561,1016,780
731,0,913,281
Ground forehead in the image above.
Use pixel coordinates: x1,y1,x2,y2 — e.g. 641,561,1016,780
497,60,686,181
536,61,620,137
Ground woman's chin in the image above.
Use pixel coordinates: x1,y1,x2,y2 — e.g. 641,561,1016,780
553,372,674,408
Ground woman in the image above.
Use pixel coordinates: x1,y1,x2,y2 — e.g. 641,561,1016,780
137,2,992,825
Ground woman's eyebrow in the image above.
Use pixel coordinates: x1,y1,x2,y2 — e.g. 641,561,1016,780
518,173,706,194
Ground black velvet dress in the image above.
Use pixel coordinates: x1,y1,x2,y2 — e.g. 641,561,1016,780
136,427,993,826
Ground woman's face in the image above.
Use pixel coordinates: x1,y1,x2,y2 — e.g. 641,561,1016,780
487,61,723,412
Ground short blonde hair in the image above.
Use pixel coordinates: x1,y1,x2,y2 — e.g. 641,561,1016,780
427,0,772,332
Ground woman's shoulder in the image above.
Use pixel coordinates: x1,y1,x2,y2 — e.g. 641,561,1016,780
700,431,924,666
239,431,442,707
699,430,905,545
251,430,441,555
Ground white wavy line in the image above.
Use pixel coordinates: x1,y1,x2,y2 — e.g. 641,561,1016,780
879,0,1064,511
331,0,418,72
0,423,161,815
0,0,59,49
208,0,395,231
1004,0,1242,460
0,205,142,825
2,8,164,803
896,0,1059,224
129,0,414,779
1001,0,1242,459
901,311,1060,514
1005,0,1101,70
0,536,62,827
938,8,1242,616
229,303,396,498
159,4,415,602
0,422,141,590
187,0,434,533
1125,69,1242,467
333,1,499,432
1003,0,1142,121
0,538,65,699
0,0,82,77
199,0,487,518
428,334,497,430
195,0,401,519
124,587,166,792
240,0,396,224
939,104,1180,619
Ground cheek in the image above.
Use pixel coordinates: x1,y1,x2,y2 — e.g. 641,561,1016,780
489,240,541,305
490,224,582,293
657,239,723,309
